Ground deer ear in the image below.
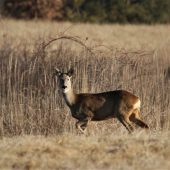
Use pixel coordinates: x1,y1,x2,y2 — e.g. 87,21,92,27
53,67,61,77
68,67,75,77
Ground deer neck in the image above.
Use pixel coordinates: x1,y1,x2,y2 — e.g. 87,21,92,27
62,88,77,107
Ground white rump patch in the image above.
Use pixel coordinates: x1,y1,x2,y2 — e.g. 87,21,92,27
133,100,141,109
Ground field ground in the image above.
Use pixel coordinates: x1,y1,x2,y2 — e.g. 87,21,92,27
0,19,170,169
0,131,170,170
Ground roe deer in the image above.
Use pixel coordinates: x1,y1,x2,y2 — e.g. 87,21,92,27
54,67,150,134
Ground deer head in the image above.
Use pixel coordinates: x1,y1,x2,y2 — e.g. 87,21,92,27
54,67,75,93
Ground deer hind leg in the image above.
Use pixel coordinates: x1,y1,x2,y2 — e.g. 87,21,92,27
116,114,135,133
80,123,87,132
76,117,91,134
129,109,150,129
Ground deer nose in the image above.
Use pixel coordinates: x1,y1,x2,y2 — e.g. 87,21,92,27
62,86,67,89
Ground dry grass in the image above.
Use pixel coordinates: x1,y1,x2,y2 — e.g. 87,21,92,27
0,19,170,169
1,132,170,170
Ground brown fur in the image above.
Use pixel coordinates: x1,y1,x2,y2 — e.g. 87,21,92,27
54,67,150,134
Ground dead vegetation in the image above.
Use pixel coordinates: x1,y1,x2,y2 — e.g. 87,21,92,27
0,132,169,170
0,19,170,169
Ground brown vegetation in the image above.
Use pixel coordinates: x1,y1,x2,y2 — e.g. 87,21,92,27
4,0,67,20
0,19,170,169
0,132,170,170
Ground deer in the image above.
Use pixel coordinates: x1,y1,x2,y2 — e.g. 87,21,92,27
54,67,150,134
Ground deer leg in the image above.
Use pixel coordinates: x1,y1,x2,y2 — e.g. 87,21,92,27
76,117,91,134
117,115,135,133
129,112,150,130
134,118,150,129
80,122,88,132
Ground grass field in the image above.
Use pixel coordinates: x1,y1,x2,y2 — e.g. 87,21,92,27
0,19,170,169
1,132,170,170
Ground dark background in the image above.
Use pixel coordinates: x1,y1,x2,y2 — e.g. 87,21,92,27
0,0,170,24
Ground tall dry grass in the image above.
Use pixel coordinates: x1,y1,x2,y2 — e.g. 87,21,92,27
0,19,170,169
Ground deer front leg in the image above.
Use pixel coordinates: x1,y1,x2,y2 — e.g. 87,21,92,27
76,116,91,134
80,122,87,132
